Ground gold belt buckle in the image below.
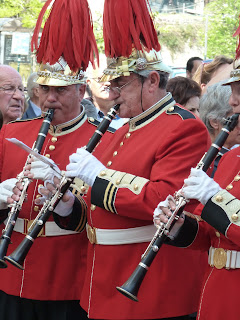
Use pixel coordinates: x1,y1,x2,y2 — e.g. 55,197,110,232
86,224,97,244
213,248,227,269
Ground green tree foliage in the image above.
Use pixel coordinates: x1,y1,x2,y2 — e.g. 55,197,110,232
0,0,44,28
201,0,239,59
152,0,239,60
92,11,104,54
154,13,203,59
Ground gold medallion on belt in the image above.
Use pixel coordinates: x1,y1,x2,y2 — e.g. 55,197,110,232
213,248,227,269
86,224,97,244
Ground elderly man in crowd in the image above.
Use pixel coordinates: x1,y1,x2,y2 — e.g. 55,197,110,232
0,65,25,124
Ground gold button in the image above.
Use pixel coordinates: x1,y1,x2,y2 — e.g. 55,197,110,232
89,117,95,122
34,206,39,212
51,137,57,143
49,145,55,151
107,161,112,167
36,195,41,199
126,132,131,138
133,184,139,191
80,186,86,193
226,184,233,190
130,122,135,130
215,195,223,202
120,142,124,146
38,184,43,188
116,179,120,185
234,175,240,181
168,106,174,112
45,154,50,158
113,151,118,157
215,231,220,238
91,204,96,211
99,170,106,176
232,213,239,222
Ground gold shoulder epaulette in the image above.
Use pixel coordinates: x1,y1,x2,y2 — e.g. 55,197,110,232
88,117,116,133
8,116,43,124
166,104,196,120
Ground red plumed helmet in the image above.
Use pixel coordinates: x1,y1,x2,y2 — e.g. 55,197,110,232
233,14,240,60
103,0,160,58
31,0,99,72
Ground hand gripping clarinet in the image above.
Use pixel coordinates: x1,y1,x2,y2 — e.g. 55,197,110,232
116,113,240,302
0,109,54,268
5,104,120,270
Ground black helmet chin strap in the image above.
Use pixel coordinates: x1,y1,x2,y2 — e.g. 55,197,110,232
140,76,145,113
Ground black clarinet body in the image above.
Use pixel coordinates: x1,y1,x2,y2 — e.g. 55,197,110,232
85,104,120,153
0,109,54,268
116,113,240,302
5,104,120,270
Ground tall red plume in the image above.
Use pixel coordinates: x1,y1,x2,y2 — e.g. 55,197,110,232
103,0,160,58
233,14,240,59
31,0,99,71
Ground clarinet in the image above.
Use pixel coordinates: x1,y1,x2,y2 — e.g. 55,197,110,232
116,113,240,302
0,109,54,268
5,104,120,270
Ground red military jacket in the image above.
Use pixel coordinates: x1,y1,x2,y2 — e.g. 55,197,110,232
80,94,210,319
0,111,114,301
183,146,240,320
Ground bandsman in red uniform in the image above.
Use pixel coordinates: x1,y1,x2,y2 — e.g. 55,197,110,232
154,21,240,320
0,63,115,319
31,1,212,319
0,0,115,319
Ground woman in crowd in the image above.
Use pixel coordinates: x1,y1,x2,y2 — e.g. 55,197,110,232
167,76,201,116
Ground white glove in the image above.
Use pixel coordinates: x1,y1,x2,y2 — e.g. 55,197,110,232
36,181,74,217
35,180,55,205
183,168,222,205
153,195,175,223
0,178,18,210
153,195,184,240
66,147,105,187
53,190,75,217
30,157,61,184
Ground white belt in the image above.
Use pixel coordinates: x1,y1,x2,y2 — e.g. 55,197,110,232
4,218,78,237
209,246,240,269
86,223,156,245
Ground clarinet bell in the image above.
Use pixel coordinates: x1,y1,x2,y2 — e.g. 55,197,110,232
116,284,139,302
116,263,149,302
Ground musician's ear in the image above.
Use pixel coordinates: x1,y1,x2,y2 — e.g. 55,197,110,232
147,71,160,93
209,119,220,130
78,84,86,101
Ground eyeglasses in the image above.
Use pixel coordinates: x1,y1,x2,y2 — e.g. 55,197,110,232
92,77,102,82
0,85,25,96
110,77,139,94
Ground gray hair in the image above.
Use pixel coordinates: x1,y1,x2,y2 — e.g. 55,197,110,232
199,81,232,135
81,98,98,118
134,70,169,89
27,72,39,99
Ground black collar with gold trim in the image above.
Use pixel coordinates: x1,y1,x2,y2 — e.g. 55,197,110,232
129,93,175,131
49,110,87,136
